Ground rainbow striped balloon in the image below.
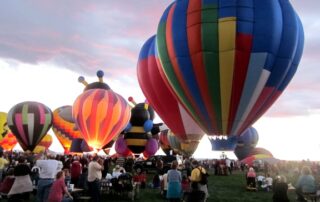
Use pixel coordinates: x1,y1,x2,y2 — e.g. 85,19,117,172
73,89,131,149
7,101,53,151
157,0,304,136
52,105,82,152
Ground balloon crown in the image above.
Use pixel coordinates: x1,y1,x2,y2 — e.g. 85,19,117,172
78,70,110,91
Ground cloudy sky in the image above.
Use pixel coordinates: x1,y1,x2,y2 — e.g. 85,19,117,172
1,0,320,160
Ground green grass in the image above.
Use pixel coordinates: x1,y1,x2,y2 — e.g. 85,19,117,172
100,170,297,202
17,170,297,201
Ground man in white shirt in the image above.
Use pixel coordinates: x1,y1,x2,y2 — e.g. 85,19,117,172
87,156,104,202
36,155,63,202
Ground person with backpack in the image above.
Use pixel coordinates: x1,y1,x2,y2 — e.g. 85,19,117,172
189,160,209,201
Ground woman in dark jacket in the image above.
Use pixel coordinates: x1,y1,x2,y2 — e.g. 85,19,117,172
273,175,290,202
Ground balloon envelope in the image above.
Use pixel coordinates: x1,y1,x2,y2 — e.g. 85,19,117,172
159,129,171,155
143,138,159,158
73,89,131,149
0,132,17,151
7,101,53,151
0,112,9,141
137,35,204,143
52,106,82,152
156,0,304,136
234,127,259,160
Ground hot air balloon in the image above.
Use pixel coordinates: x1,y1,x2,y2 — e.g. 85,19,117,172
209,135,238,151
248,147,273,157
7,101,53,151
70,138,85,153
143,138,159,158
115,135,132,157
234,127,259,160
0,132,17,151
156,0,304,136
124,98,154,155
159,129,172,155
0,112,9,141
102,138,115,155
33,134,53,153
73,71,131,150
137,35,204,147
52,106,82,152
167,131,182,155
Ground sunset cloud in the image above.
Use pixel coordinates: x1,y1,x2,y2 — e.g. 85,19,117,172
0,0,319,118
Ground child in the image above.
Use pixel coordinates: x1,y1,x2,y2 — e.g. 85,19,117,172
181,175,190,201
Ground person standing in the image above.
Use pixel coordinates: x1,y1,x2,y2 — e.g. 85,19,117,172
36,155,63,202
273,175,290,202
8,157,33,201
70,156,82,186
166,161,182,202
189,160,209,201
87,156,104,202
225,158,232,175
0,152,8,182
295,166,316,201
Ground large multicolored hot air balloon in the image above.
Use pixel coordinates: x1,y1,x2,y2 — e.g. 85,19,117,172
138,35,204,145
234,127,259,160
0,112,9,141
73,71,131,150
7,101,53,151
52,105,82,152
156,0,304,136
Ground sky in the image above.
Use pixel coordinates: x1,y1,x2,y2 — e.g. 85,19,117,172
1,0,320,161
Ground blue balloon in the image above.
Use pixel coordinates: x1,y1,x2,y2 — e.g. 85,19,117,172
143,120,153,132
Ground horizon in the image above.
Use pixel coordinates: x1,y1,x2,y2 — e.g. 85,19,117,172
1,1,320,161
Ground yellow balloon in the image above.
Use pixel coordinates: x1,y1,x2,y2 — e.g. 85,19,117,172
0,112,9,141
33,145,46,154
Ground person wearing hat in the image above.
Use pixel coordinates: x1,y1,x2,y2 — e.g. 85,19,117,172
189,160,209,201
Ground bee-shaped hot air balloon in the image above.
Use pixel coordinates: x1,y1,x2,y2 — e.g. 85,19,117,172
73,70,131,150
123,97,157,155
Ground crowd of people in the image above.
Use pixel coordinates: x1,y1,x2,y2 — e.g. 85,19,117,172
0,149,319,202
243,160,320,202
0,150,212,202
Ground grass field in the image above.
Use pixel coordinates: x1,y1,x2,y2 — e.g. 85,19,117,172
101,169,297,202
6,170,297,202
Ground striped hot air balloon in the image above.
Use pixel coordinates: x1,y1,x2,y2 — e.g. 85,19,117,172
137,35,204,145
73,89,131,149
156,0,304,136
52,105,82,152
33,134,53,153
7,101,53,151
